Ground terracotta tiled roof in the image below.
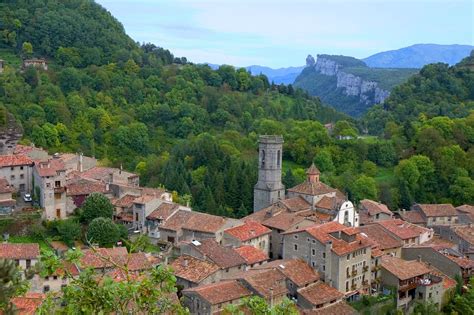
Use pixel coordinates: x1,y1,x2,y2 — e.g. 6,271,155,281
10,293,45,315
287,180,337,196
376,219,431,240
302,301,357,315
0,177,13,194
359,224,403,250
50,241,69,252
66,178,108,196
298,281,343,306
81,166,138,184
456,205,474,222
307,163,320,175
147,202,180,221
445,255,474,269
255,259,319,287
381,256,431,280
133,194,158,204
80,247,149,271
360,199,393,216
399,210,426,225
0,155,33,168
224,220,271,242
35,159,65,177
452,225,474,245
182,212,226,234
113,194,137,208
415,204,457,217
314,196,344,211
159,210,194,232
190,238,246,269
279,196,312,212
0,243,40,260
183,280,252,305
171,255,219,284
260,212,308,231
371,248,384,257
419,236,456,251
234,245,268,265
52,262,80,277
287,222,372,256
421,261,457,290
241,268,288,298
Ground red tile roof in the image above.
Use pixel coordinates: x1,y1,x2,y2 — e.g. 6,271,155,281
307,163,320,175
234,245,268,265
381,256,431,280
171,255,219,284
360,199,393,216
0,155,33,168
10,293,45,315
399,210,426,225
419,236,456,251
241,268,288,298
445,255,474,269
279,196,312,212
224,220,271,242
183,280,252,305
287,180,337,196
182,212,227,234
376,219,431,240
415,204,457,217
255,259,320,287
0,243,40,260
66,178,108,196
147,202,180,221
452,225,474,245
298,281,344,306
79,247,150,271
35,159,65,177
160,210,194,232
260,212,312,231
189,238,246,269
359,224,403,250
113,194,137,208
302,301,357,315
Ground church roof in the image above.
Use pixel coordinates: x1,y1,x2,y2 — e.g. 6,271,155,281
306,163,320,175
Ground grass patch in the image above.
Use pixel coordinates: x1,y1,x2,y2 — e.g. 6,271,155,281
374,167,396,185
8,235,51,253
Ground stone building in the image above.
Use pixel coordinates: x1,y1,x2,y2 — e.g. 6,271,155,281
23,59,48,71
358,199,393,225
253,135,285,212
375,219,433,246
436,224,474,258
0,155,34,193
0,177,15,214
222,220,271,254
171,255,221,289
0,243,39,271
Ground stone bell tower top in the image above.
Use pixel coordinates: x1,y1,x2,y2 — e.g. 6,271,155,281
253,135,285,212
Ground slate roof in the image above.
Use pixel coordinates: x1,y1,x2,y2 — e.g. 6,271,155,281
376,219,431,240
234,245,268,265
171,255,219,284
183,280,252,305
0,155,33,168
0,243,40,260
190,238,246,269
359,224,403,250
298,281,344,306
255,259,319,287
224,220,271,242
416,204,457,217
360,199,393,216
381,256,431,281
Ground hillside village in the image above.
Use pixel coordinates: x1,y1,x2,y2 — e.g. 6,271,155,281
0,135,473,314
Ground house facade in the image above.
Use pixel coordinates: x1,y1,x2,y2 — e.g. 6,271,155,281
0,155,34,193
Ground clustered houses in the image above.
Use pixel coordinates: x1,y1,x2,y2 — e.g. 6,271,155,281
0,137,472,314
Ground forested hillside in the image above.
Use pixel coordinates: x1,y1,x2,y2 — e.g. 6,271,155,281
0,0,472,217
0,0,348,218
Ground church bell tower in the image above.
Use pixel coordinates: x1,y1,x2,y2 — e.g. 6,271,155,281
253,135,285,212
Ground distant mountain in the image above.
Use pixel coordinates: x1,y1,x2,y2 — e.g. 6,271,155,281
246,65,304,84
363,44,473,68
294,55,417,116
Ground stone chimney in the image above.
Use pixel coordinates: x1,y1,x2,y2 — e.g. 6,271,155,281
77,152,83,172
306,163,320,183
182,258,188,267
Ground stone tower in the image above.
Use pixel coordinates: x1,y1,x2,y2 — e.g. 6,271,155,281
253,135,285,212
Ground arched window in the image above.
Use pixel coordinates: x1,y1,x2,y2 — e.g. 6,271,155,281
261,150,266,167
277,150,281,167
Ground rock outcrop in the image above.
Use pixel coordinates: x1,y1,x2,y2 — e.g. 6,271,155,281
0,113,23,155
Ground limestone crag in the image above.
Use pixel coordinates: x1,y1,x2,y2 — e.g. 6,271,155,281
312,56,390,106
0,113,23,155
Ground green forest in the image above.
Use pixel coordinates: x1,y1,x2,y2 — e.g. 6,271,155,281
0,0,473,218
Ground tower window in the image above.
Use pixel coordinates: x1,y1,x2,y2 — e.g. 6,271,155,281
277,150,281,167
261,150,266,167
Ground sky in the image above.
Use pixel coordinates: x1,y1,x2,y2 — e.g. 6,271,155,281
96,0,473,68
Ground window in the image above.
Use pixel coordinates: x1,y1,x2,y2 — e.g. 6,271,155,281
45,276,49,281
429,293,432,298
347,255,350,260
135,213,139,221
43,285,50,293
10,167,14,171
277,150,281,166
55,181,61,188
294,235,298,240
294,244,298,251
55,193,61,200
323,252,326,258
56,209,61,219
312,240,316,244
10,175,15,180
312,249,315,256
346,282,349,292
26,259,31,269
20,174,24,179
323,265,325,271
46,183,51,188
20,166,24,170
261,150,266,167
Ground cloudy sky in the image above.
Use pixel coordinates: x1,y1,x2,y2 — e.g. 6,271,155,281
96,0,473,68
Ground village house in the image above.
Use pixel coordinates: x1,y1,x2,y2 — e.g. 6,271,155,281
33,158,67,220
0,177,15,214
65,178,110,211
0,155,34,193
286,164,359,227
80,166,139,187
112,194,137,225
375,219,433,246
436,224,474,258
296,281,345,310
0,243,39,270
181,212,241,244
23,58,48,71
180,238,247,276
456,205,474,224
359,224,403,257
132,194,167,232
181,280,252,314
358,199,393,225
234,245,269,268
410,204,459,227
79,247,152,275
222,220,271,254
380,256,447,311
170,255,220,289
282,221,372,297
13,144,49,161
32,262,80,294
10,293,45,314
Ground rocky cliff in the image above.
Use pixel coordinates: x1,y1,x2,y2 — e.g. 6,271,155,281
294,54,416,116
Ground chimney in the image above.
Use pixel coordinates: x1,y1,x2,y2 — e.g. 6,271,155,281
182,258,188,267
417,255,422,262
77,152,83,172
120,164,123,174
108,172,113,184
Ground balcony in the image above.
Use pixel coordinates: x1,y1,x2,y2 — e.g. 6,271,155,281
363,266,369,272
351,283,357,291
362,280,369,286
352,270,358,277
